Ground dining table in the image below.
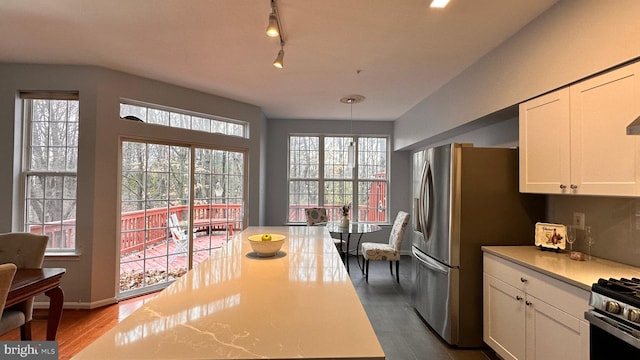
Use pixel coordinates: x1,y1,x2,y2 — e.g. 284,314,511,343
326,222,382,273
6,268,66,340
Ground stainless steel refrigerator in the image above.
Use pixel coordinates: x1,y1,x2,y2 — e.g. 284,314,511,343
411,143,545,347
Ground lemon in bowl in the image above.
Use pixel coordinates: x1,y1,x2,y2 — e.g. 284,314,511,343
247,234,286,257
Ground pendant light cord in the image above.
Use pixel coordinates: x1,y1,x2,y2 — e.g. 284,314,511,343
350,100,353,136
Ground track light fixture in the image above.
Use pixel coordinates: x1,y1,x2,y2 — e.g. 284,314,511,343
273,47,284,68
266,0,286,69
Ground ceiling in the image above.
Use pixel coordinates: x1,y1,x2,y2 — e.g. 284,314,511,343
0,0,558,121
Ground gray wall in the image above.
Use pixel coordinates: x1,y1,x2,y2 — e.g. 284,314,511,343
0,63,264,307
265,118,411,249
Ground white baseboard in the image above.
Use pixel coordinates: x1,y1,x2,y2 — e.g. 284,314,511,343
34,297,117,310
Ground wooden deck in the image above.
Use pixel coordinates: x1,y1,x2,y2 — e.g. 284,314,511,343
119,232,229,292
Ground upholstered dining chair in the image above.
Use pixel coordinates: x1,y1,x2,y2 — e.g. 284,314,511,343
0,263,26,337
305,208,328,226
305,208,343,251
361,211,410,283
0,232,48,339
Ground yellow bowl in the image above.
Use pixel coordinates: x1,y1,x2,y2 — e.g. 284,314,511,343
247,234,286,257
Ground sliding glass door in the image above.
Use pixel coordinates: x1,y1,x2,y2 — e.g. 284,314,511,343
119,141,245,297
192,148,244,267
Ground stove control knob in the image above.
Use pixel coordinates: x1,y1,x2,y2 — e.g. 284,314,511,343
628,309,640,323
605,301,622,314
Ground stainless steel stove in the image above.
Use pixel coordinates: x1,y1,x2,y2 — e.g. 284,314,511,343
585,278,640,358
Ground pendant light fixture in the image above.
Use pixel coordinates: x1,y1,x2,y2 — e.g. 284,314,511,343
340,95,365,168
266,0,285,69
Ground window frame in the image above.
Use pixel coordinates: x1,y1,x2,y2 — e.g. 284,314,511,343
119,98,250,139
287,134,390,225
20,92,80,253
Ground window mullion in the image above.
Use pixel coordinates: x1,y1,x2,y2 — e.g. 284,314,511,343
25,171,76,177
318,136,325,207
352,136,358,221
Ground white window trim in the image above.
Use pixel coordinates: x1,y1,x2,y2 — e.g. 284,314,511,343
20,93,80,253
119,98,250,139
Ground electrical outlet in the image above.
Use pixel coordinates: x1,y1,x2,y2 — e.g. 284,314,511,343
573,212,585,230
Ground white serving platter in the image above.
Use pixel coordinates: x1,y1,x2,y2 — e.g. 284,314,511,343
535,222,566,250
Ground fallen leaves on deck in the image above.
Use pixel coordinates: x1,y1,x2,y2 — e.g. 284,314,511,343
120,268,188,291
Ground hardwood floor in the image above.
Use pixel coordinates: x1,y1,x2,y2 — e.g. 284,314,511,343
0,256,498,360
0,293,156,360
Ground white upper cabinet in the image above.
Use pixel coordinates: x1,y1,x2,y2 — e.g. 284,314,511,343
519,88,571,193
520,62,640,196
570,63,640,196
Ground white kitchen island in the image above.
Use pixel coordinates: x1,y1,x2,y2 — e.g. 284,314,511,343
74,226,385,359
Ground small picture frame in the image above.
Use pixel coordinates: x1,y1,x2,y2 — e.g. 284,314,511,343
535,222,566,250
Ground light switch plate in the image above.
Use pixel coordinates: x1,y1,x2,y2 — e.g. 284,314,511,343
573,212,585,230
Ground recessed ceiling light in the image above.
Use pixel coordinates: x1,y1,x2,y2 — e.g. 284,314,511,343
430,0,450,8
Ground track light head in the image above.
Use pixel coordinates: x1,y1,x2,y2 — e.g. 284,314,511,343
266,12,279,37
273,48,284,69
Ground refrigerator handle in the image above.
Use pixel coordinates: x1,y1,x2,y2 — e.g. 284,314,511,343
419,160,434,239
412,247,448,274
414,197,421,232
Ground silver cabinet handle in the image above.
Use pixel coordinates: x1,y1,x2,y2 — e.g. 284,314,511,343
560,184,567,190
516,296,523,301
525,301,532,306
570,184,578,190
520,277,528,283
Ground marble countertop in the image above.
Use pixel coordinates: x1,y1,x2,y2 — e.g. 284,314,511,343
74,226,385,359
482,246,640,291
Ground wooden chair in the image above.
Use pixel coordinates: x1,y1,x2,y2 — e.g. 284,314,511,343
361,211,410,283
168,214,190,257
0,232,48,339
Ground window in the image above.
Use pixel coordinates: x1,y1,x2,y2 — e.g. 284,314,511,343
288,135,388,223
22,93,79,251
120,100,248,138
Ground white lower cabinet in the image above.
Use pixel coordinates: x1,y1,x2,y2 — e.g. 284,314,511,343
483,253,590,360
484,274,526,360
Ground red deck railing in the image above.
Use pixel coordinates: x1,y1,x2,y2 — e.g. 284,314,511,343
120,204,242,255
288,204,387,223
29,203,243,256
31,194,387,256
288,177,387,223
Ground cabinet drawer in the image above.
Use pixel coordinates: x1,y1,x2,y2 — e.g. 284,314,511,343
483,253,590,319
525,270,590,319
484,252,529,290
